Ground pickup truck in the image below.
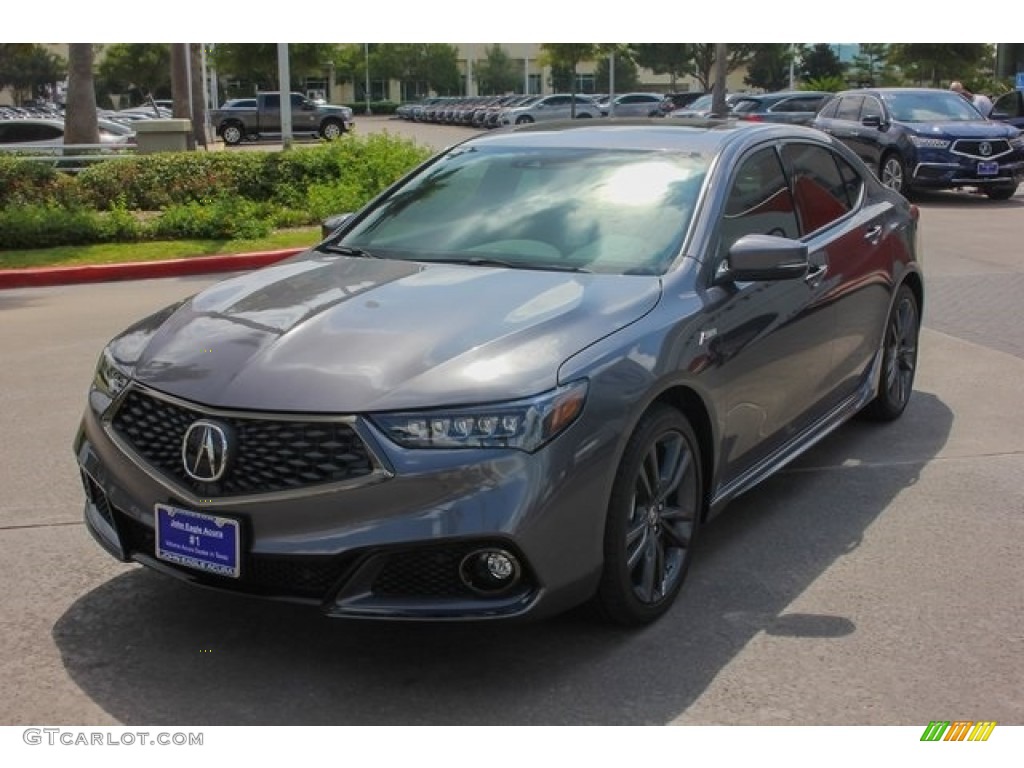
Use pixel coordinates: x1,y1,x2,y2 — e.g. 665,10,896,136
211,92,355,145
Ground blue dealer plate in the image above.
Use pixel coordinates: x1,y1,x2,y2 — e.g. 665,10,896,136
155,504,241,578
978,161,999,176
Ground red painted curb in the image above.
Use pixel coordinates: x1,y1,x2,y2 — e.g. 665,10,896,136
0,248,304,290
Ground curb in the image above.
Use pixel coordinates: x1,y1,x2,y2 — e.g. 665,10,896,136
0,248,304,290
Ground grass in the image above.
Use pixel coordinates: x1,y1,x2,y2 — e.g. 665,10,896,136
0,227,321,270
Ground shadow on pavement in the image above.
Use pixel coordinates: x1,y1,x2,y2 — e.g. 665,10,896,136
53,392,952,725
910,189,1022,209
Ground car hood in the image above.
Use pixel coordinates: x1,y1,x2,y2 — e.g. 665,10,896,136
116,254,662,413
904,120,1019,138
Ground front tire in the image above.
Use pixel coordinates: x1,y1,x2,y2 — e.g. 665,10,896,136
862,285,920,421
880,152,911,197
985,183,1018,200
320,118,344,140
220,122,244,146
596,405,703,626
514,115,534,125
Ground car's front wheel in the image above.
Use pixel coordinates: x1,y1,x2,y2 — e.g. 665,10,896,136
985,182,1018,200
862,284,920,421
596,405,703,626
319,119,345,140
880,152,911,197
220,122,244,146
514,115,534,125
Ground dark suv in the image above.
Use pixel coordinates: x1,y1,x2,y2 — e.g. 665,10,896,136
813,87,1024,199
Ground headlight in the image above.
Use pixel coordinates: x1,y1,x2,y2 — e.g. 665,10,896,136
371,380,588,453
1010,135,1024,150
908,135,950,149
93,348,130,398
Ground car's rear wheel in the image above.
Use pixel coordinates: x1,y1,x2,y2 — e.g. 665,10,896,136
985,182,1018,200
862,284,920,421
320,118,344,140
220,122,244,146
596,405,702,626
880,152,911,197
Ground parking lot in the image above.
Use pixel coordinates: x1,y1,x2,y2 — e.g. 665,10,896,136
1,119,1022,726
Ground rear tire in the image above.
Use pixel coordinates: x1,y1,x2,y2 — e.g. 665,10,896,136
862,285,920,421
595,405,703,626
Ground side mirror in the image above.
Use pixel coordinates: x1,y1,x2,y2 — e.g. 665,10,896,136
321,212,353,240
717,234,809,283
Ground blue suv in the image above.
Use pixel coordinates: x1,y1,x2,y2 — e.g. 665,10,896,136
813,87,1024,200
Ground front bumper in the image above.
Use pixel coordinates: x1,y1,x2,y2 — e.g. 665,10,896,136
910,146,1024,189
74,386,610,621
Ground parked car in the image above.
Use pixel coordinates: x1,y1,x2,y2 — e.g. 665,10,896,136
210,91,355,145
0,117,134,149
667,92,744,119
599,92,665,118
813,87,1024,199
729,90,832,126
656,92,707,115
989,90,1024,129
75,120,922,626
499,93,601,125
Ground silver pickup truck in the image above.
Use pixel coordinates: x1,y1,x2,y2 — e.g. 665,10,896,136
212,92,355,145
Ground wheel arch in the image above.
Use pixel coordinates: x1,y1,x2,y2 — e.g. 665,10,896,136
648,385,716,522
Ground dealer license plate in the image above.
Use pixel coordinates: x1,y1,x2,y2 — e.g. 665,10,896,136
977,161,999,176
155,504,241,578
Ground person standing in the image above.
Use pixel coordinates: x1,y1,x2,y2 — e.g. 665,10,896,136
950,81,993,117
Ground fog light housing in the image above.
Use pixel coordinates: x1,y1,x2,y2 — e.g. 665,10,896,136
459,549,521,595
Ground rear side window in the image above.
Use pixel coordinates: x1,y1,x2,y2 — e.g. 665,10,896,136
817,98,840,118
836,96,865,121
781,143,861,235
718,147,799,259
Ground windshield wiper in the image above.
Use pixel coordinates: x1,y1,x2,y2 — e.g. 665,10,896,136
317,243,380,258
428,256,591,273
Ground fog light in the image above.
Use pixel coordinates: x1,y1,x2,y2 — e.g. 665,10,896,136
459,548,521,595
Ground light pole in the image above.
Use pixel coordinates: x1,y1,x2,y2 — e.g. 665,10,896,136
364,43,372,116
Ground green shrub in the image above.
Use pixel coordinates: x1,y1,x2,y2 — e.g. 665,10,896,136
0,204,105,248
151,197,274,240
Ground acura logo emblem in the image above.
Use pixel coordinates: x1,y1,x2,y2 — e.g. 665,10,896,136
979,141,992,157
182,420,231,482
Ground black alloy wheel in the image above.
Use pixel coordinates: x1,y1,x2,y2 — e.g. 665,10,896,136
597,405,702,626
863,285,920,421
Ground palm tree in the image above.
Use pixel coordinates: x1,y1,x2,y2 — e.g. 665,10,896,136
64,44,99,145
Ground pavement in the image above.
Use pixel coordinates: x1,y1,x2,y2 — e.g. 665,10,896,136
0,248,303,290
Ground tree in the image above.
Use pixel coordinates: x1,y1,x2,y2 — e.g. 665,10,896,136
474,44,520,95
849,43,890,87
96,43,171,105
595,55,639,93
210,43,342,91
0,43,64,105
744,44,799,91
371,44,461,95
686,44,755,91
540,44,600,115
800,44,844,82
631,44,693,90
888,43,992,87
64,44,98,145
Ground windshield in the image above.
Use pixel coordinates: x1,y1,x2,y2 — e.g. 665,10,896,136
882,91,984,122
685,94,714,112
339,145,709,275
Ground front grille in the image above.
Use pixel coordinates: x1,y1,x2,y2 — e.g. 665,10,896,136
110,388,375,497
951,138,1011,159
114,506,351,600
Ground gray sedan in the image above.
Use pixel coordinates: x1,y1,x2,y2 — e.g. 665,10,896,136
76,121,922,626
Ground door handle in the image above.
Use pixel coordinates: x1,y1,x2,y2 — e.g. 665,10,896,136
864,225,883,244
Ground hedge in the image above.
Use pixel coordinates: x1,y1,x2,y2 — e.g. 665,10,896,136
0,133,433,250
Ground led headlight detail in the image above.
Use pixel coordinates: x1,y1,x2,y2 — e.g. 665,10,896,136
93,348,130,398
371,380,588,453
